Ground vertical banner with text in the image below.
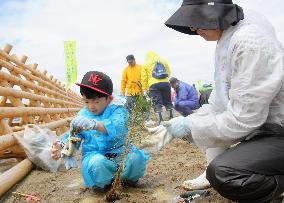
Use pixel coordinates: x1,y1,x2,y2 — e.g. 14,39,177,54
64,41,77,88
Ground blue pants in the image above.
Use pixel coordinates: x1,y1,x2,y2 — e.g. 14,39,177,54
149,82,173,112
174,102,198,116
81,147,148,188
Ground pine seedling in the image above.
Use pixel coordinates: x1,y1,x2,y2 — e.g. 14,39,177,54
106,83,152,202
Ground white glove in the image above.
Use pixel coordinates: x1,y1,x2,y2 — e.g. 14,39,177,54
71,116,98,130
162,116,192,139
141,116,192,154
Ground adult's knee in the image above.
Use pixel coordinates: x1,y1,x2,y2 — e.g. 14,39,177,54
206,158,224,189
206,159,277,202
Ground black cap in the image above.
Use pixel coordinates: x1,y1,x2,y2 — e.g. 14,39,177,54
165,0,244,35
126,54,135,61
76,71,113,96
170,77,178,84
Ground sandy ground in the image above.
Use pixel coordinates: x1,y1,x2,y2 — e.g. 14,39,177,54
0,137,234,203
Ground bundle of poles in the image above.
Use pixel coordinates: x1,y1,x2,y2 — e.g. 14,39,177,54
0,44,83,196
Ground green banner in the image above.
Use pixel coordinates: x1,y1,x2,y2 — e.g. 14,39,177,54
64,41,77,88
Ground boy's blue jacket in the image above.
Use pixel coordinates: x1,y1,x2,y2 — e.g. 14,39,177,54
61,104,129,158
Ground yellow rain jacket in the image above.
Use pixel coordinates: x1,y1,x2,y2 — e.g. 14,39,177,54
141,51,171,90
120,64,142,96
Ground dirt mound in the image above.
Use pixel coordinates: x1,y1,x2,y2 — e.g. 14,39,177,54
1,139,233,203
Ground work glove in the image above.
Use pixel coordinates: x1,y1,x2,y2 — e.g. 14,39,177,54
140,116,192,154
70,116,98,130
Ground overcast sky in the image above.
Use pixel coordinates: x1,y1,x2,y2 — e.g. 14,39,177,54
0,0,283,93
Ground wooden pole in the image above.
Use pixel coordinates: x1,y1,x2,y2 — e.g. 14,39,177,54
0,107,80,119
0,86,82,107
0,70,83,106
0,50,81,102
0,158,33,196
0,43,82,197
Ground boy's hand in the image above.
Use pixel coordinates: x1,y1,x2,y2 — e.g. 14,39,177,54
71,116,98,130
51,141,62,160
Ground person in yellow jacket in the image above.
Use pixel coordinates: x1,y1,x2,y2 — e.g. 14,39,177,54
141,51,173,124
120,54,143,109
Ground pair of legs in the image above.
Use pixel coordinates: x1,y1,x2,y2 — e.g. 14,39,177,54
149,82,173,123
125,95,138,110
207,135,284,202
81,148,148,188
126,95,151,121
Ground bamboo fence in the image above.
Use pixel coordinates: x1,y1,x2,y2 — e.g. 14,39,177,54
0,44,84,196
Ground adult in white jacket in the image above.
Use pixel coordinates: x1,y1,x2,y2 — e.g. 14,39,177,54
141,0,284,202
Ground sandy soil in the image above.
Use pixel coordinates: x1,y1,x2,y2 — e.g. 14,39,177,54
0,138,234,203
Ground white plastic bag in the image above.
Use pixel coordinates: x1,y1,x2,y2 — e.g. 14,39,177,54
16,124,61,172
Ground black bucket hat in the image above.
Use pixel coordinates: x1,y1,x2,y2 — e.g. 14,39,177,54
165,0,244,35
76,71,113,96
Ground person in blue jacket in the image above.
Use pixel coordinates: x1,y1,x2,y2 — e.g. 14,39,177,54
51,70,148,190
170,77,199,116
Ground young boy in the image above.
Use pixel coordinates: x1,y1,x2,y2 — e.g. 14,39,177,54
51,71,148,190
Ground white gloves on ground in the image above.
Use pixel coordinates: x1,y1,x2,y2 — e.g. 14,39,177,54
71,116,98,130
141,116,192,154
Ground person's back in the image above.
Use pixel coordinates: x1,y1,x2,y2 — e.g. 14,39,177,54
228,10,284,125
170,78,199,116
142,51,173,123
205,10,284,129
177,81,199,104
141,51,171,90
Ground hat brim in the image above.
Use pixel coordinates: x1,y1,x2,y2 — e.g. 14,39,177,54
165,4,244,35
76,83,110,96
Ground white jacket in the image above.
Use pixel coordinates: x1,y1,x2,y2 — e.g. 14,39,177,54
189,10,284,148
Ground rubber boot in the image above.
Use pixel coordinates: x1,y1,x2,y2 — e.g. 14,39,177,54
156,112,163,124
167,109,174,120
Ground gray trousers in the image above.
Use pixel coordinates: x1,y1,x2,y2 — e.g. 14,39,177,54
207,124,284,203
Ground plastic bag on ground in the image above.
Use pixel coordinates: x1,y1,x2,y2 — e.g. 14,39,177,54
15,124,61,172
